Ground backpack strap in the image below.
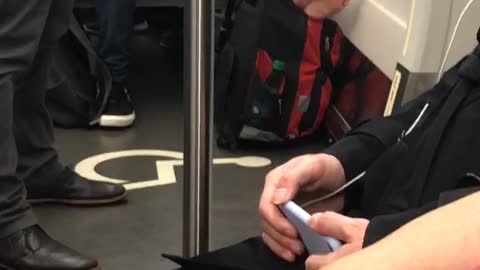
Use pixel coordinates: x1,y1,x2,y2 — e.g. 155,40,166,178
68,16,112,125
331,57,375,103
333,34,356,78
319,19,338,75
216,0,238,53
216,0,257,53
340,59,374,90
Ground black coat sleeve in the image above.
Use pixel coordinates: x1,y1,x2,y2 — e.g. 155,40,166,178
323,101,427,180
323,68,457,181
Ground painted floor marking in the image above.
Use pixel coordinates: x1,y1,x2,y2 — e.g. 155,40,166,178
75,150,272,190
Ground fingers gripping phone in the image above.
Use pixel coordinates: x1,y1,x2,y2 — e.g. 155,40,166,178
279,201,342,254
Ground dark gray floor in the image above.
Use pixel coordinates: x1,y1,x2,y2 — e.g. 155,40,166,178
34,21,327,270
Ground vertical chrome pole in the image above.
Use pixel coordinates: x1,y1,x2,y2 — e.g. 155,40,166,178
183,0,214,258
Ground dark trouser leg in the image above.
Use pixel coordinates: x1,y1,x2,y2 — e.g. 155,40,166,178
15,1,73,195
0,0,56,239
95,0,135,84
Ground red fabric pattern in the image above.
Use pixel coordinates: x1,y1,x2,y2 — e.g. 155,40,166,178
256,49,273,83
286,19,323,137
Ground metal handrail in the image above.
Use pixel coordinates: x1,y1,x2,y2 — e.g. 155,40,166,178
183,0,215,258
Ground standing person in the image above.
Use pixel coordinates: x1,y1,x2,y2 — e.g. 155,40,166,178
89,0,137,128
0,1,127,269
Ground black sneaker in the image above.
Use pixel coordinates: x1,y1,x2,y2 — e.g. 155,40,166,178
100,84,135,128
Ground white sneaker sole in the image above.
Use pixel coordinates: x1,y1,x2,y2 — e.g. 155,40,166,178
99,113,135,128
133,21,149,32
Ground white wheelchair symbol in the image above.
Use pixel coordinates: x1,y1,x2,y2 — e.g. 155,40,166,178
75,150,272,190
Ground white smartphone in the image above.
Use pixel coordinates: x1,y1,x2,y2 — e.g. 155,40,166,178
279,201,342,254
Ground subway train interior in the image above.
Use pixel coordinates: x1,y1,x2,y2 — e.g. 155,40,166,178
1,0,480,269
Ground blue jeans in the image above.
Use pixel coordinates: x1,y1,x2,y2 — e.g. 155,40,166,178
95,0,135,84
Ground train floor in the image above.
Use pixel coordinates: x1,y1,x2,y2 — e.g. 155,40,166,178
34,13,327,270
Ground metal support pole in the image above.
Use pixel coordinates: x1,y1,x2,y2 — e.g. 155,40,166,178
183,0,215,258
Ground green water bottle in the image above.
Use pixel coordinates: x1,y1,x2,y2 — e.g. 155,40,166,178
264,60,286,96
249,60,286,132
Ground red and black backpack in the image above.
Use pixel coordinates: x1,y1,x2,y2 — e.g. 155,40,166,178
214,0,354,150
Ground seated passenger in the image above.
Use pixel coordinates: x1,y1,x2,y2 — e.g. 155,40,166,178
169,2,480,268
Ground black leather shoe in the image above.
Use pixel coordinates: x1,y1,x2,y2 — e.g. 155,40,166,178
27,168,127,206
0,225,100,270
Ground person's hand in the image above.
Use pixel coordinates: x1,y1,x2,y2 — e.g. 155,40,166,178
305,211,369,270
293,0,350,19
258,154,346,262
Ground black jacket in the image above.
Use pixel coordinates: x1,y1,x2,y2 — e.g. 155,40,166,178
325,45,480,246
168,34,480,270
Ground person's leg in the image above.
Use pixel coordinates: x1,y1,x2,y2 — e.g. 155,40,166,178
0,1,99,269
0,0,48,242
13,0,70,196
95,0,136,127
14,4,68,199
14,1,127,206
95,0,135,85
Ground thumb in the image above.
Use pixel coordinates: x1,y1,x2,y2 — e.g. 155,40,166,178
272,163,312,204
272,177,299,205
273,156,323,205
308,212,354,242
272,154,328,205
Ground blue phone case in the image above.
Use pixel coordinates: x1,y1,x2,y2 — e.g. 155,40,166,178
279,201,342,254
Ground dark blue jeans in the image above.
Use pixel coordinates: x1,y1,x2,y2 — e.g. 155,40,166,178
95,0,135,84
